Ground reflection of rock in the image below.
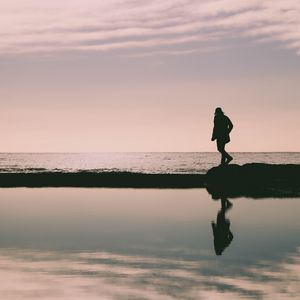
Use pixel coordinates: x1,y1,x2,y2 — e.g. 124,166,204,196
206,164,300,198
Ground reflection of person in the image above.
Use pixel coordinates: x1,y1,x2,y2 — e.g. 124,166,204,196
211,198,233,256
211,107,233,165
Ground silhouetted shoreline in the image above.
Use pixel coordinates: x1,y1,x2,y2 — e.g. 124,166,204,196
0,172,205,188
0,164,299,197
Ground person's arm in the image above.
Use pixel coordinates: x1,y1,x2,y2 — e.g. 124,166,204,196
211,221,216,234
211,117,217,141
227,117,233,133
211,131,216,141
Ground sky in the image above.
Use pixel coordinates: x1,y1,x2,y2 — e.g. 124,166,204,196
0,0,300,152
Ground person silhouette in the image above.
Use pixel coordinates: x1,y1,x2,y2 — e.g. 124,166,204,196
211,197,234,256
211,107,233,165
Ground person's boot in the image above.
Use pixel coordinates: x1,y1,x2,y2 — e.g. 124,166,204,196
225,155,233,164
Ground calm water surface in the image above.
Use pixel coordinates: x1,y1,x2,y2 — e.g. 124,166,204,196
1,152,300,173
0,188,299,299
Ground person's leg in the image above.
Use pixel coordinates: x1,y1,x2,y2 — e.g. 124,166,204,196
217,140,226,165
221,197,233,211
223,144,233,164
220,199,232,218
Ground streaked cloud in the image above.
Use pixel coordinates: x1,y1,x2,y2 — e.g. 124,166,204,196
1,0,300,56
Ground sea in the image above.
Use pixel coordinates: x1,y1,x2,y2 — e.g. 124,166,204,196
1,152,300,173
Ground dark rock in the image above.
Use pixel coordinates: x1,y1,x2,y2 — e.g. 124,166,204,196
205,163,300,198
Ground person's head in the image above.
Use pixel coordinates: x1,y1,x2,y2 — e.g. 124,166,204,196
215,107,224,116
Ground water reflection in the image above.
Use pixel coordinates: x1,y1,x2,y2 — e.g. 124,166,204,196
0,248,299,300
212,197,234,255
0,188,299,299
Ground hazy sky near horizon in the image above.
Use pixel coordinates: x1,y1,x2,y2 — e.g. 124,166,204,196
0,0,300,152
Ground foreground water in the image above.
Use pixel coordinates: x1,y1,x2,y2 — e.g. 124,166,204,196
1,152,300,174
0,188,299,299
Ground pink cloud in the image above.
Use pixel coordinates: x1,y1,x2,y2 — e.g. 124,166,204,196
0,0,300,56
